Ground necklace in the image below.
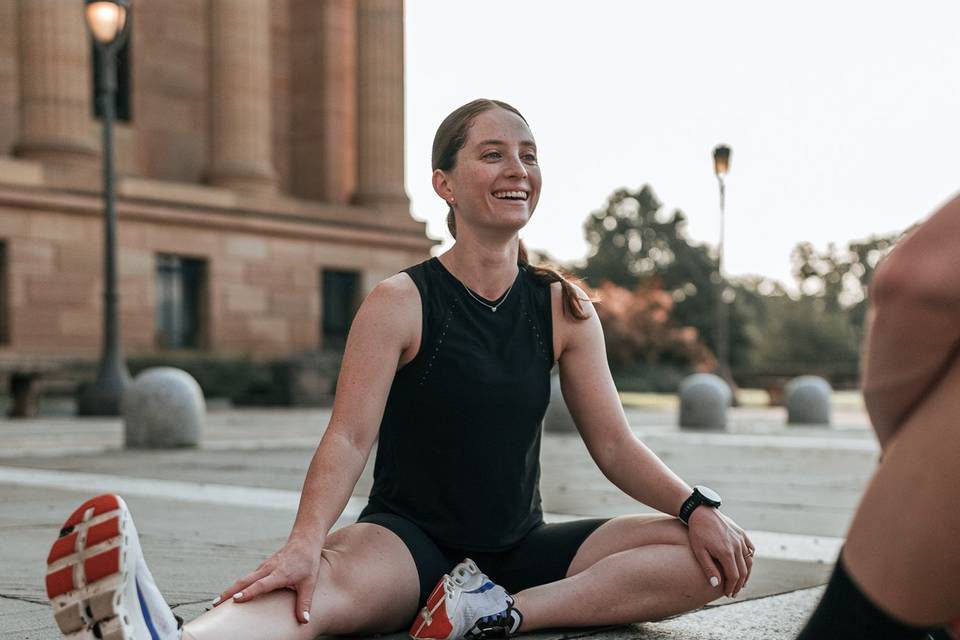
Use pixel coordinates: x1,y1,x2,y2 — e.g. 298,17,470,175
462,279,515,312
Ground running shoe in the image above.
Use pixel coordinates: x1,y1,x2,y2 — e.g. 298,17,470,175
409,558,523,639
45,494,182,639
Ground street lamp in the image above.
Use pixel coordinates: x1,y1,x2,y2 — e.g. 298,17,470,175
77,0,132,416
712,144,732,386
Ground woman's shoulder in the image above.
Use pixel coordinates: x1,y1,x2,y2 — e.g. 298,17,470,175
547,279,596,317
370,271,421,306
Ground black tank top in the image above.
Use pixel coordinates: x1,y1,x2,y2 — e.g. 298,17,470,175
359,256,555,551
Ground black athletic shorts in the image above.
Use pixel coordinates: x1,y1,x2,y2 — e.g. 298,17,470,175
357,511,610,610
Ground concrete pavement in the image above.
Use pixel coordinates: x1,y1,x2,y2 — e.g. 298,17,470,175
0,403,877,639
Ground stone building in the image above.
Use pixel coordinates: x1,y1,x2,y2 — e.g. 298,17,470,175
0,0,431,368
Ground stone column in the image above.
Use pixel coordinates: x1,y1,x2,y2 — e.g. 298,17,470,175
353,0,409,210
13,0,98,165
290,0,356,203
206,0,276,193
0,2,20,155
320,0,357,204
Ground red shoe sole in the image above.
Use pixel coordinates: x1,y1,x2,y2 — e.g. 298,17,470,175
45,494,129,636
409,576,454,639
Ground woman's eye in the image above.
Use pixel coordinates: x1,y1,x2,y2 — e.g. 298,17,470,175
483,151,502,160
524,154,538,163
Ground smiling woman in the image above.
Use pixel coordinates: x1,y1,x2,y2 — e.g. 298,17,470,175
430,98,589,319
45,99,754,640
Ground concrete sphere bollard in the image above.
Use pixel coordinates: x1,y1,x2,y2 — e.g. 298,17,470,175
679,373,732,430
123,367,205,448
544,372,578,432
785,375,832,425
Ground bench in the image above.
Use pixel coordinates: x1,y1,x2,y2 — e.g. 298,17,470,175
0,356,64,417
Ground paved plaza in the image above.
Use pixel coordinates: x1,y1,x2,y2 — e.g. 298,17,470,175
0,401,878,639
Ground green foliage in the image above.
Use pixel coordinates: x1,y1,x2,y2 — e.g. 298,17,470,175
738,293,861,387
568,182,909,390
733,232,905,386
791,230,906,340
577,185,752,368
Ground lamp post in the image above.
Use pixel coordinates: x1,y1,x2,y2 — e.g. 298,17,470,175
77,0,132,416
712,144,732,386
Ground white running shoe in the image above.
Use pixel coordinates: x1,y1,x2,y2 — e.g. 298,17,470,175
409,558,523,639
45,494,182,639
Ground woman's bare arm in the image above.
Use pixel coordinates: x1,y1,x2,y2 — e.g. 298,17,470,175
290,273,420,538
862,192,960,447
551,283,753,597
218,273,419,620
551,284,690,515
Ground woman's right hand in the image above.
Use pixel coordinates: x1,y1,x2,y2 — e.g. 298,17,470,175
214,530,326,624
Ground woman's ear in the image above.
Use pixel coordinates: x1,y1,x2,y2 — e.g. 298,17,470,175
432,169,454,204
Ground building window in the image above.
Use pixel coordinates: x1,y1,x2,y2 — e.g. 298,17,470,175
156,254,206,349
0,241,8,344
92,34,132,122
322,269,360,347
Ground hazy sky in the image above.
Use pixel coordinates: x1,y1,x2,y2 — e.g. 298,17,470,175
403,1,960,287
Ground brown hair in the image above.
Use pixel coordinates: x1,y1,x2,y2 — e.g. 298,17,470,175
432,98,590,320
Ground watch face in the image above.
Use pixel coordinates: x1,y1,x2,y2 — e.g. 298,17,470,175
696,485,722,505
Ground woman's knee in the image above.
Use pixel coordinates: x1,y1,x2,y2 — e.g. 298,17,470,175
313,523,421,632
567,514,688,577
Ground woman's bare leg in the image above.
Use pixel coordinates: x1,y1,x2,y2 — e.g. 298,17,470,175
514,515,719,630
842,353,960,627
182,522,420,639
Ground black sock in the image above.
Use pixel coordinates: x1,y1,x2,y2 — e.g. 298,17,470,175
796,553,934,640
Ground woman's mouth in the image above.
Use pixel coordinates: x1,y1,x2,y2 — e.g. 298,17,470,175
492,190,529,202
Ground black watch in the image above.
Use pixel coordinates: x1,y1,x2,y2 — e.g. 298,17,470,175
678,485,722,525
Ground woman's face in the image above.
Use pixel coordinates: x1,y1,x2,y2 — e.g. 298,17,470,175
438,107,542,234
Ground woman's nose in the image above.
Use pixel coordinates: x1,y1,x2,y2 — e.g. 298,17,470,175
503,153,528,178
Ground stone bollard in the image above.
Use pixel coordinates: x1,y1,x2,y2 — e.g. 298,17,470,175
123,367,205,448
785,375,832,425
679,373,731,430
543,372,578,432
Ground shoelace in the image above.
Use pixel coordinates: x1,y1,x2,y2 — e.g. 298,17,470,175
468,607,518,640
478,611,508,624
418,564,487,629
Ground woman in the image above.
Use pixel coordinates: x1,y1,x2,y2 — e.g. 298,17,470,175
796,194,960,639
45,99,753,640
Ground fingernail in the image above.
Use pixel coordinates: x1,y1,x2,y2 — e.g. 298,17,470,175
709,576,720,588
303,611,311,623
211,596,221,606
233,592,243,600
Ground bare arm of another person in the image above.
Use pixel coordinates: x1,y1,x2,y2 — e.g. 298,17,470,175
551,283,753,597
215,274,420,622
862,192,960,447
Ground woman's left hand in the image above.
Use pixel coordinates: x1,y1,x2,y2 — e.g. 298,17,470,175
686,507,755,598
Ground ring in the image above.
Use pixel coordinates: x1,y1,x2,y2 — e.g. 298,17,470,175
745,550,755,558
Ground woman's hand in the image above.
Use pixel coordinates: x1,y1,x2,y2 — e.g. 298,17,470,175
214,531,326,624
686,507,755,598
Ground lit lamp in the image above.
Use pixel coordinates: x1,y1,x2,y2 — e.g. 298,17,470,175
712,144,732,388
713,145,731,180
85,0,129,44
77,0,132,416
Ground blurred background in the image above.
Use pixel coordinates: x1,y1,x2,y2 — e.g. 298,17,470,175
0,0,957,415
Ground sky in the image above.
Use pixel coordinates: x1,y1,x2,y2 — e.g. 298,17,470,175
403,1,960,288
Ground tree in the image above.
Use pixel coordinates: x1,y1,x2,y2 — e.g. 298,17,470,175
790,230,905,340
578,185,751,368
591,281,715,391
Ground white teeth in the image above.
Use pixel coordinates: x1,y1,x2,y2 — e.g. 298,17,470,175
493,191,528,200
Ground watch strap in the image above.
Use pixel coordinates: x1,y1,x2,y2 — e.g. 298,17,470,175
678,492,701,525
678,487,720,525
